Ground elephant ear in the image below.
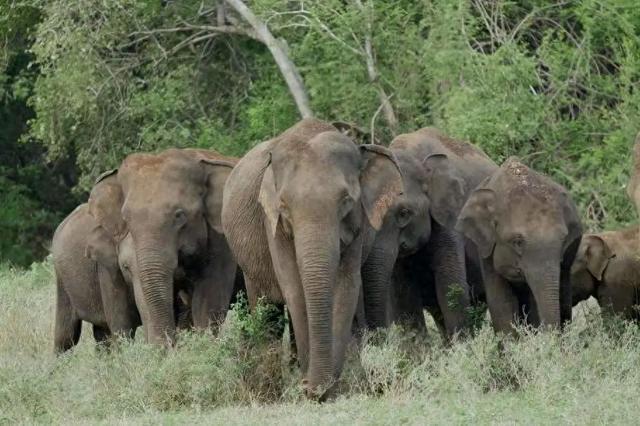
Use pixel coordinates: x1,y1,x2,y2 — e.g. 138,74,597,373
85,225,119,276
88,169,127,241
200,158,236,234
423,153,466,228
582,235,613,281
455,187,497,258
258,154,281,238
359,144,404,231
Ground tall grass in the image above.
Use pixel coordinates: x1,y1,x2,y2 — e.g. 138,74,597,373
1,260,639,424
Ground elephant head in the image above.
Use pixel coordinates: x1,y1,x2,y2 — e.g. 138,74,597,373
571,235,614,304
87,149,235,345
258,125,403,396
456,157,582,327
360,148,435,328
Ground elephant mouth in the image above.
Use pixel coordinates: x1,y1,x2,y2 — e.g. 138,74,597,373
502,266,525,282
399,242,419,257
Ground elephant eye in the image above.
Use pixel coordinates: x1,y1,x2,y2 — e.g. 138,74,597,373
174,209,187,227
510,235,525,251
339,194,355,219
397,207,413,227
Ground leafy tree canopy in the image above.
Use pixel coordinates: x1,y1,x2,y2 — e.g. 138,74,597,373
1,0,639,265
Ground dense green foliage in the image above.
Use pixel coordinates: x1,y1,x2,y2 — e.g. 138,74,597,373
1,0,639,264
1,261,640,423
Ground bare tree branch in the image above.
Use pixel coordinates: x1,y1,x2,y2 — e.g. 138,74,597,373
354,0,397,135
224,0,313,118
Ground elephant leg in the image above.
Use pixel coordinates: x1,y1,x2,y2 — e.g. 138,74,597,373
598,284,636,319
481,258,518,335
351,284,366,341
332,233,364,379
264,232,310,373
131,276,150,342
287,307,298,366
425,304,447,340
97,266,139,340
54,284,82,353
560,237,580,327
191,231,237,331
391,261,427,332
93,324,111,349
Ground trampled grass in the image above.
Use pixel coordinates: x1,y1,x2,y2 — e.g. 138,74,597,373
1,259,639,425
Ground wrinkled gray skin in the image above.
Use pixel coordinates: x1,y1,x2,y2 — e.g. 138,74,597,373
87,148,237,346
572,226,640,320
456,157,583,334
52,204,140,352
361,128,497,336
222,119,403,399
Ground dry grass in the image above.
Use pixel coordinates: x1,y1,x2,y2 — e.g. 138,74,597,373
1,259,639,425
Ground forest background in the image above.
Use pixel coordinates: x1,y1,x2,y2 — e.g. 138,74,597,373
1,0,639,266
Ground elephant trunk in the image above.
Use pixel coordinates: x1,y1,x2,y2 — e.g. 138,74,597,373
295,222,339,396
136,243,176,346
361,243,397,328
526,259,561,328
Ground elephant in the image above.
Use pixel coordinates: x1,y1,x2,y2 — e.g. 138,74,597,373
86,148,238,346
455,157,583,333
52,204,197,353
221,118,404,399
360,128,497,336
572,225,640,320
52,204,140,352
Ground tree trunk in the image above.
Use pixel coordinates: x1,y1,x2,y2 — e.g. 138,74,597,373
224,0,313,119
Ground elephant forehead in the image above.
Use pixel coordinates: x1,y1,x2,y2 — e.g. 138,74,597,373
393,151,426,180
499,197,565,235
500,162,558,203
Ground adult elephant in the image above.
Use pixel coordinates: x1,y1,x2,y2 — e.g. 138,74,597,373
87,148,237,346
571,226,640,320
455,157,582,333
222,118,403,399
361,128,496,335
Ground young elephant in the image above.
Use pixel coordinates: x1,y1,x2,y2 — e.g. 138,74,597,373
572,226,640,320
455,157,582,333
361,128,498,335
222,118,403,399
52,204,140,352
87,148,237,346
53,205,195,352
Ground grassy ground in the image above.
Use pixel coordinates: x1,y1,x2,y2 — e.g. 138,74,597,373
1,260,639,425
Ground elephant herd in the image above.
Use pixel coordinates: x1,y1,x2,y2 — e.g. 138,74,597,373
51,118,640,400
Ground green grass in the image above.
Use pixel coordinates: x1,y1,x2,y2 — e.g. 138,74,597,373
1,260,639,425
